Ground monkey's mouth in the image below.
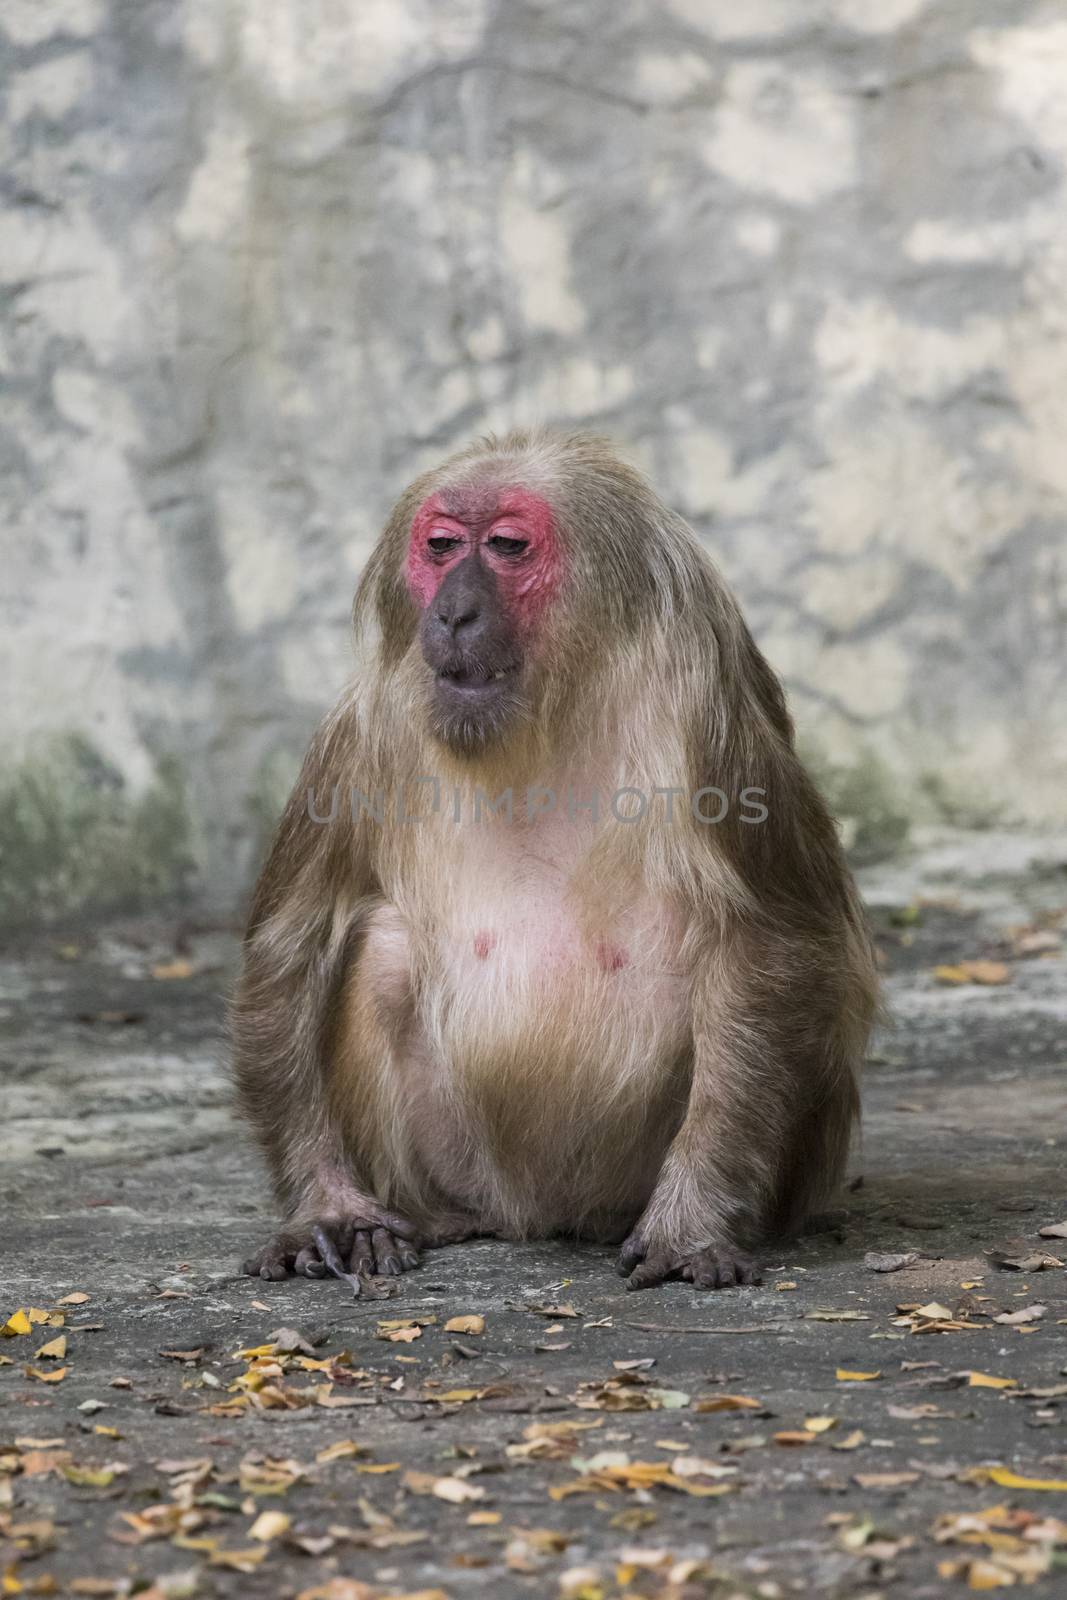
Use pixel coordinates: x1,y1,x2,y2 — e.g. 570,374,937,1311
434,662,519,697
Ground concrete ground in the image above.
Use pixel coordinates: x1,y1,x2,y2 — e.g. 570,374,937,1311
3,828,1067,1600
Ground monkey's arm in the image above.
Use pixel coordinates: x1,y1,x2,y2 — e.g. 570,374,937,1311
618,914,861,1288
232,699,419,1284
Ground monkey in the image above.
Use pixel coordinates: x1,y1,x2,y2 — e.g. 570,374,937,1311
233,430,878,1292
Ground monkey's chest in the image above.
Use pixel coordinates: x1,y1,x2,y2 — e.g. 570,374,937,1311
427,851,687,1029
409,888,691,1223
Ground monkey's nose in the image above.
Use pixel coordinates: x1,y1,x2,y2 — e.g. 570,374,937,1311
437,599,480,635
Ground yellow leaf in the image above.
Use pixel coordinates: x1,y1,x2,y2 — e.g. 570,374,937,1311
692,1393,763,1412
24,1366,67,1384
467,1511,501,1525
435,1389,483,1404
249,1511,291,1541
914,1301,954,1320
208,1547,267,1572
444,1315,485,1335
965,1558,1019,1588
60,1463,117,1487
315,1440,363,1464
969,1373,1017,1389
2,1310,32,1337
151,958,195,980
93,1425,122,1439
836,1369,881,1382
804,1416,837,1433
353,1462,399,1474
934,960,1012,987
35,1336,66,1361
987,1467,1067,1492
26,1309,51,1325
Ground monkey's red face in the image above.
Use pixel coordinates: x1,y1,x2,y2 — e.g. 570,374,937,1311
406,487,562,754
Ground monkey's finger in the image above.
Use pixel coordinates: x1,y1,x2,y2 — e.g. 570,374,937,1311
396,1237,421,1271
246,1244,292,1280
311,1224,364,1295
312,1225,349,1278
294,1245,326,1278
683,1255,727,1290
371,1227,402,1275
350,1230,376,1276
616,1234,645,1276
625,1255,672,1292
377,1211,418,1240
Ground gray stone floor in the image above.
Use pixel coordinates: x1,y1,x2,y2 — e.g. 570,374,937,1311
3,828,1067,1598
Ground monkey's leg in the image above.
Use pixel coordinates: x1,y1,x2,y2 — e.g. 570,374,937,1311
239,900,428,1285
617,934,857,1291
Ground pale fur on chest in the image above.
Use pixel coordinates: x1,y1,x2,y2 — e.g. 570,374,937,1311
358,806,694,1235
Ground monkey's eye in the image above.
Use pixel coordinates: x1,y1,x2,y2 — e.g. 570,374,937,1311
487,534,529,556
427,535,462,555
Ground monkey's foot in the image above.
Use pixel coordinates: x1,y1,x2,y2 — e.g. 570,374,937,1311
616,1233,761,1291
242,1212,421,1287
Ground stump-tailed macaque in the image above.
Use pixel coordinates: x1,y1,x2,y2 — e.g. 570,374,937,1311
235,431,877,1292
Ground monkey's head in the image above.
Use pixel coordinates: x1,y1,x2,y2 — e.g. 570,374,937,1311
359,430,699,760
403,481,561,754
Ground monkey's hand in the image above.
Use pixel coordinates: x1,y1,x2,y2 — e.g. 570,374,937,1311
616,1226,761,1291
242,1211,421,1285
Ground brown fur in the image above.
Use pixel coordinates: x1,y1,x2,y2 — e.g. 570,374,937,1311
233,430,878,1288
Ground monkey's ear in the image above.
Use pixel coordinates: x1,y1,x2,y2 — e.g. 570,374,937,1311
353,529,418,666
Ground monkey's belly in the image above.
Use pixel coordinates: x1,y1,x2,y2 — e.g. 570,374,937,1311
369,901,693,1236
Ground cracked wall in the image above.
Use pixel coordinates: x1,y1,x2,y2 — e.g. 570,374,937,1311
2,0,1066,920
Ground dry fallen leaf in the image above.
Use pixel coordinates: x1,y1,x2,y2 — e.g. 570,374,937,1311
968,1372,1017,1389
994,1304,1046,1326
56,1292,90,1306
208,1546,267,1572
986,1240,1063,1273
24,1364,68,1383
977,1467,1067,1492
836,1369,881,1382
151,957,196,980
296,1582,381,1600
249,1510,291,1541
35,1335,67,1360
934,960,1012,986
403,1470,485,1503
692,1393,764,1413
913,1301,955,1320
315,1440,364,1464
444,1315,485,1336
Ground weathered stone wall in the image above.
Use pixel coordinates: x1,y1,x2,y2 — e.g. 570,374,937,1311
3,0,1066,921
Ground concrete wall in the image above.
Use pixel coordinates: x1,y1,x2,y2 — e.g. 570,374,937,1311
3,0,1066,922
